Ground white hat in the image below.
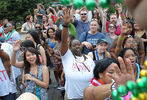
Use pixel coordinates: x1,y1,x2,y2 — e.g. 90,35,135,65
16,92,39,100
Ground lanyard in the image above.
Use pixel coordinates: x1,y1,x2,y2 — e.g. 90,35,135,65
135,63,140,80
95,50,105,61
5,29,15,41
75,62,90,72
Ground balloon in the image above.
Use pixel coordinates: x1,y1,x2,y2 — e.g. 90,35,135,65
126,81,137,91
73,0,84,9
137,78,147,92
99,0,111,8
60,0,71,6
132,89,139,97
140,69,147,77
139,93,147,100
131,96,138,100
112,90,123,100
112,90,119,99
118,85,128,97
85,0,96,10
117,0,122,3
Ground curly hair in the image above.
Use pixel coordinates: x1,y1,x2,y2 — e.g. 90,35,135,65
118,48,138,58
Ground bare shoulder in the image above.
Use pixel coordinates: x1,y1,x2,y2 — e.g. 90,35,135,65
42,65,48,72
84,85,95,100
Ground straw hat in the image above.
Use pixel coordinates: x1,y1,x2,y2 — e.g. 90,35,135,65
16,92,39,100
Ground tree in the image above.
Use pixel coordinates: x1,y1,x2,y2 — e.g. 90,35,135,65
0,0,50,23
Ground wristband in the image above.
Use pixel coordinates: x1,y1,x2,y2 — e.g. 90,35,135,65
62,24,68,28
119,36,124,41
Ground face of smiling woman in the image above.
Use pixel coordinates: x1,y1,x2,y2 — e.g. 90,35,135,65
25,50,37,65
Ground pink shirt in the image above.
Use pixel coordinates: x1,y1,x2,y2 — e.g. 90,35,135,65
106,21,121,36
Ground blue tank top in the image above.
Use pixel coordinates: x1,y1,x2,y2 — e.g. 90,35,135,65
47,38,55,49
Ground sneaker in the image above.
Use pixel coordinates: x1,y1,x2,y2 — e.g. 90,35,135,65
57,86,65,91
54,84,59,88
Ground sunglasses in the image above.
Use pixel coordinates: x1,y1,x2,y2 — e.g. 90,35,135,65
80,13,87,15
6,24,12,27
109,25,116,28
91,19,98,22
35,26,40,29
126,40,137,45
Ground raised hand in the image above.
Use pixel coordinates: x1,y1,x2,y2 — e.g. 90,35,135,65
121,24,128,36
108,57,135,86
63,8,71,25
13,40,21,52
82,41,93,49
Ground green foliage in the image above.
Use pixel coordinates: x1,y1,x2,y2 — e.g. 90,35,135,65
0,0,53,23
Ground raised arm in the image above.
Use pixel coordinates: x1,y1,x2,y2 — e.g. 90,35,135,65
60,8,71,56
98,7,107,34
11,40,24,68
115,24,128,56
84,83,111,100
21,25,27,34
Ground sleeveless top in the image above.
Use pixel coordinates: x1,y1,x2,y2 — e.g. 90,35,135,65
25,65,48,100
0,59,12,96
42,24,49,31
47,38,55,49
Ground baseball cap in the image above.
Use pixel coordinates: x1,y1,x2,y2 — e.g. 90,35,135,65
97,39,108,44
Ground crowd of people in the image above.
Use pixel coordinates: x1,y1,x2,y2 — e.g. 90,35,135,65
0,1,146,100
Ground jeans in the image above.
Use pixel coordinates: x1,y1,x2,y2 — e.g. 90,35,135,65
0,93,16,100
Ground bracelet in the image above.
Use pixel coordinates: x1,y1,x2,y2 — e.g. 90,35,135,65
119,36,124,41
62,24,68,28
111,79,117,91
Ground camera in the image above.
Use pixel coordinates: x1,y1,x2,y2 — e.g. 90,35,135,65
92,45,96,48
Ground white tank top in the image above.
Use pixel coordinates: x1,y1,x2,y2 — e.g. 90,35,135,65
0,58,12,96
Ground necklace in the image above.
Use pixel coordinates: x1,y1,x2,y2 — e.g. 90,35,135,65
135,31,144,37
5,29,15,41
90,78,103,86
